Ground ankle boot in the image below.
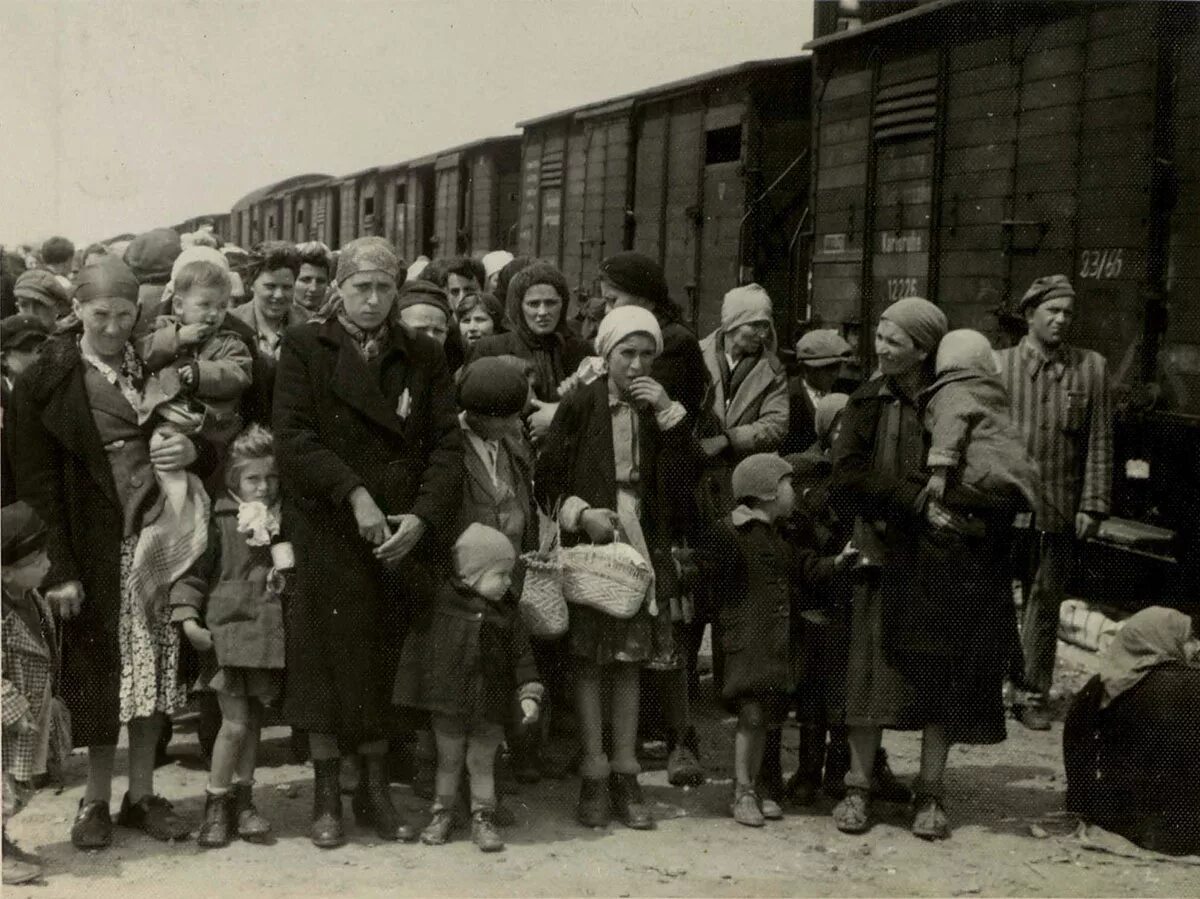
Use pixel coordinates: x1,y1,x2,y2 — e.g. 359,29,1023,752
233,783,272,842
197,791,234,848
608,773,654,830
576,776,610,828
311,759,345,849
352,754,417,842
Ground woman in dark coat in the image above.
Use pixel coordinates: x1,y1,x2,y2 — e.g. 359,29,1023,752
829,297,1016,841
596,251,709,788
9,257,210,850
272,237,462,848
469,262,591,439
538,307,700,832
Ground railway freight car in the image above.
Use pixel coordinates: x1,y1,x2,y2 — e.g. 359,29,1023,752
806,0,1200,603
516,57,811,341
174,213,230,243
231,173,332,249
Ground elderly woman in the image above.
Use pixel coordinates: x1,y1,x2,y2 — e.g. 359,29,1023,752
230,241,306,424
456,291,506,348
597,251,708,787
830,297,1014,840
273,237,462,849
9,257,210,849
1063,607,1200,855
538,306,699,831
293,242,334,315
470,262,591,440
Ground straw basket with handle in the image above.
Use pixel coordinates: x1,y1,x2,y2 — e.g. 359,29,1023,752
518,507,568,638
561,537,653,620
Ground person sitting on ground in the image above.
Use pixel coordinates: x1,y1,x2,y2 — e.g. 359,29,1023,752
1062,606,1200,856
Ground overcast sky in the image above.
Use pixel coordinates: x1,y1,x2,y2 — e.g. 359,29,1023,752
2,0,813,247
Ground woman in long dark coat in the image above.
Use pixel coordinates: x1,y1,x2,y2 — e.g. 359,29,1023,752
829,297,1014,841
9,257,210,850
273,237,462,848
596,251,709,788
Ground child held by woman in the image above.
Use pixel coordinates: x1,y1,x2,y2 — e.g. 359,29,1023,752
170,424,288,848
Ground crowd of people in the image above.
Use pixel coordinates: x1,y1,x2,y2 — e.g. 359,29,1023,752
1,229,1198,885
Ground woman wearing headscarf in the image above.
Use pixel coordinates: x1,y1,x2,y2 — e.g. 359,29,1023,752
597,251,707,787
1063,607,1200,855
829,297,1015,840
273,237,462,848
469,262,591,441
538,307,700,831
9,257,213,850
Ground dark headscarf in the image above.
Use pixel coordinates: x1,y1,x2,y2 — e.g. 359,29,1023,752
505,262,574,394
598,251,681,324
75,256,140,305
396,279,452,320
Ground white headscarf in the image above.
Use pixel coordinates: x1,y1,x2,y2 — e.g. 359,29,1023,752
594,306,663,360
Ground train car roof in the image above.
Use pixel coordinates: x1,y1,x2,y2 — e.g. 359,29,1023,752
231,173,333,211
374,134,522,175
804,0,971,49
516,53,811,128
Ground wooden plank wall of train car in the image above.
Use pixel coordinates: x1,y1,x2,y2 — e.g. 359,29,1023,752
809,65,871,351
471,141,521,255
632,94,705,326
697,94,749,338
391,166,433,262
517,121,568,267
1165,9,1200,416
434,153,462,257
339,181,358,244
494,142,522,254
561,112,632,305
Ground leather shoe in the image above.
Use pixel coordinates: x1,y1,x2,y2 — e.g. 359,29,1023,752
576,776,610,828
1015,704,1052,731
71,800,113,850
608,772,654,830
117,793,192,841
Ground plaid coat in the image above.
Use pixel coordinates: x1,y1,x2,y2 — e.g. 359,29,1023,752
2,590,56,781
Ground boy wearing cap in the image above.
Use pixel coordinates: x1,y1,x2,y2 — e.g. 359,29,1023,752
701,453,851,827
2,502,65,884
781,329,853,455
995,275,1112,730
13,270,69,332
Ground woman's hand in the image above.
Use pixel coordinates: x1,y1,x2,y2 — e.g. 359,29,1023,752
526,399,559,441
149,432,198,472
375,514,427,565
925,498,955,529
349,487,391,546
46,581,85,620
629,376,671,412
579,508,619,544
181,619,213,652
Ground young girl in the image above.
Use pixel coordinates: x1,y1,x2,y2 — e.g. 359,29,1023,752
170,424,287,847
394,524,543,852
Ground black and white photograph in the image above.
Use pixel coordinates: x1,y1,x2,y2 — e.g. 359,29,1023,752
1,1,1198,895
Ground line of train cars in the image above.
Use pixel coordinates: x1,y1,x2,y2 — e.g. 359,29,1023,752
175,0,1198,600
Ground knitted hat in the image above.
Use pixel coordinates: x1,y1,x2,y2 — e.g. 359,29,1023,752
0,313,50,351
124,228,182,285
721,283,773,332
396,279,452,319
13,269,69,314
335,236,401,285
75,256,140,304
935,329,997,376
598,251,670,309
1019,274,1075,314
453,523,517,589
813,392,850,441
171,246,229,281
879,296,947,352
731,453,793,503
594,306,663,360
458,358,530,416
482,250,514,281
1,501,47,565
795,329,851,367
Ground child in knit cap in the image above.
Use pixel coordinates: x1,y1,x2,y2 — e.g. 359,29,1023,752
394,523,543,853
924,329,1039,515
701,454,853,828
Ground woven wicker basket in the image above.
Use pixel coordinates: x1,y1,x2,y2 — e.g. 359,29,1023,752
561,541,653,619
518,551,568,637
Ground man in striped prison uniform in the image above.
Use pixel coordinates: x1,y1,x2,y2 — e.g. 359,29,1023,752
995,274,1113,731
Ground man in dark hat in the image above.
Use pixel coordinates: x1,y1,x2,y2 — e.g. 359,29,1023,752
781,329,854,455
995,274,1113,730
12,271,68,332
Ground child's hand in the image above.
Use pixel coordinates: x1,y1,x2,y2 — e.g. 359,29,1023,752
177,322,210,346
11,711,38,737
926,470,947,500
182,619,213,652
178,365,196,388
834,545,860,571
519,698,540,725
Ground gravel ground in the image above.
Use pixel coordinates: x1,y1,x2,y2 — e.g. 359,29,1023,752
5,642,1195,899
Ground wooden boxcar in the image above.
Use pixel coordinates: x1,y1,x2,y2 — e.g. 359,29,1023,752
231,173,331,249
806,0,1200,598
174,213,230,243
516,57,811,341
278,178,338,247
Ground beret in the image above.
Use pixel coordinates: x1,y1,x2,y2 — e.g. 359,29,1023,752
124,228,182,285
598,251,669,308
396,279,452,319
458,357,530,417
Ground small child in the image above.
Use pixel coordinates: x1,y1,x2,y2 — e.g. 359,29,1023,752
138,258,252,450
170,425,288,848
2,502,65,885
924,329,1039,514
394,524,543,852
702,454,852,828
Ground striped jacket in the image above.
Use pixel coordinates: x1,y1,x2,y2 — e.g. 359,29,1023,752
994,337,1113,533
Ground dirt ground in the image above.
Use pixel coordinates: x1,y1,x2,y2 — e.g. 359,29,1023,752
6,642,1195,899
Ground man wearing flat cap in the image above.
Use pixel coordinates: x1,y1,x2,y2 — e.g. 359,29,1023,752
995,274,1112,730
13,270,69,332
781,328,853,455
